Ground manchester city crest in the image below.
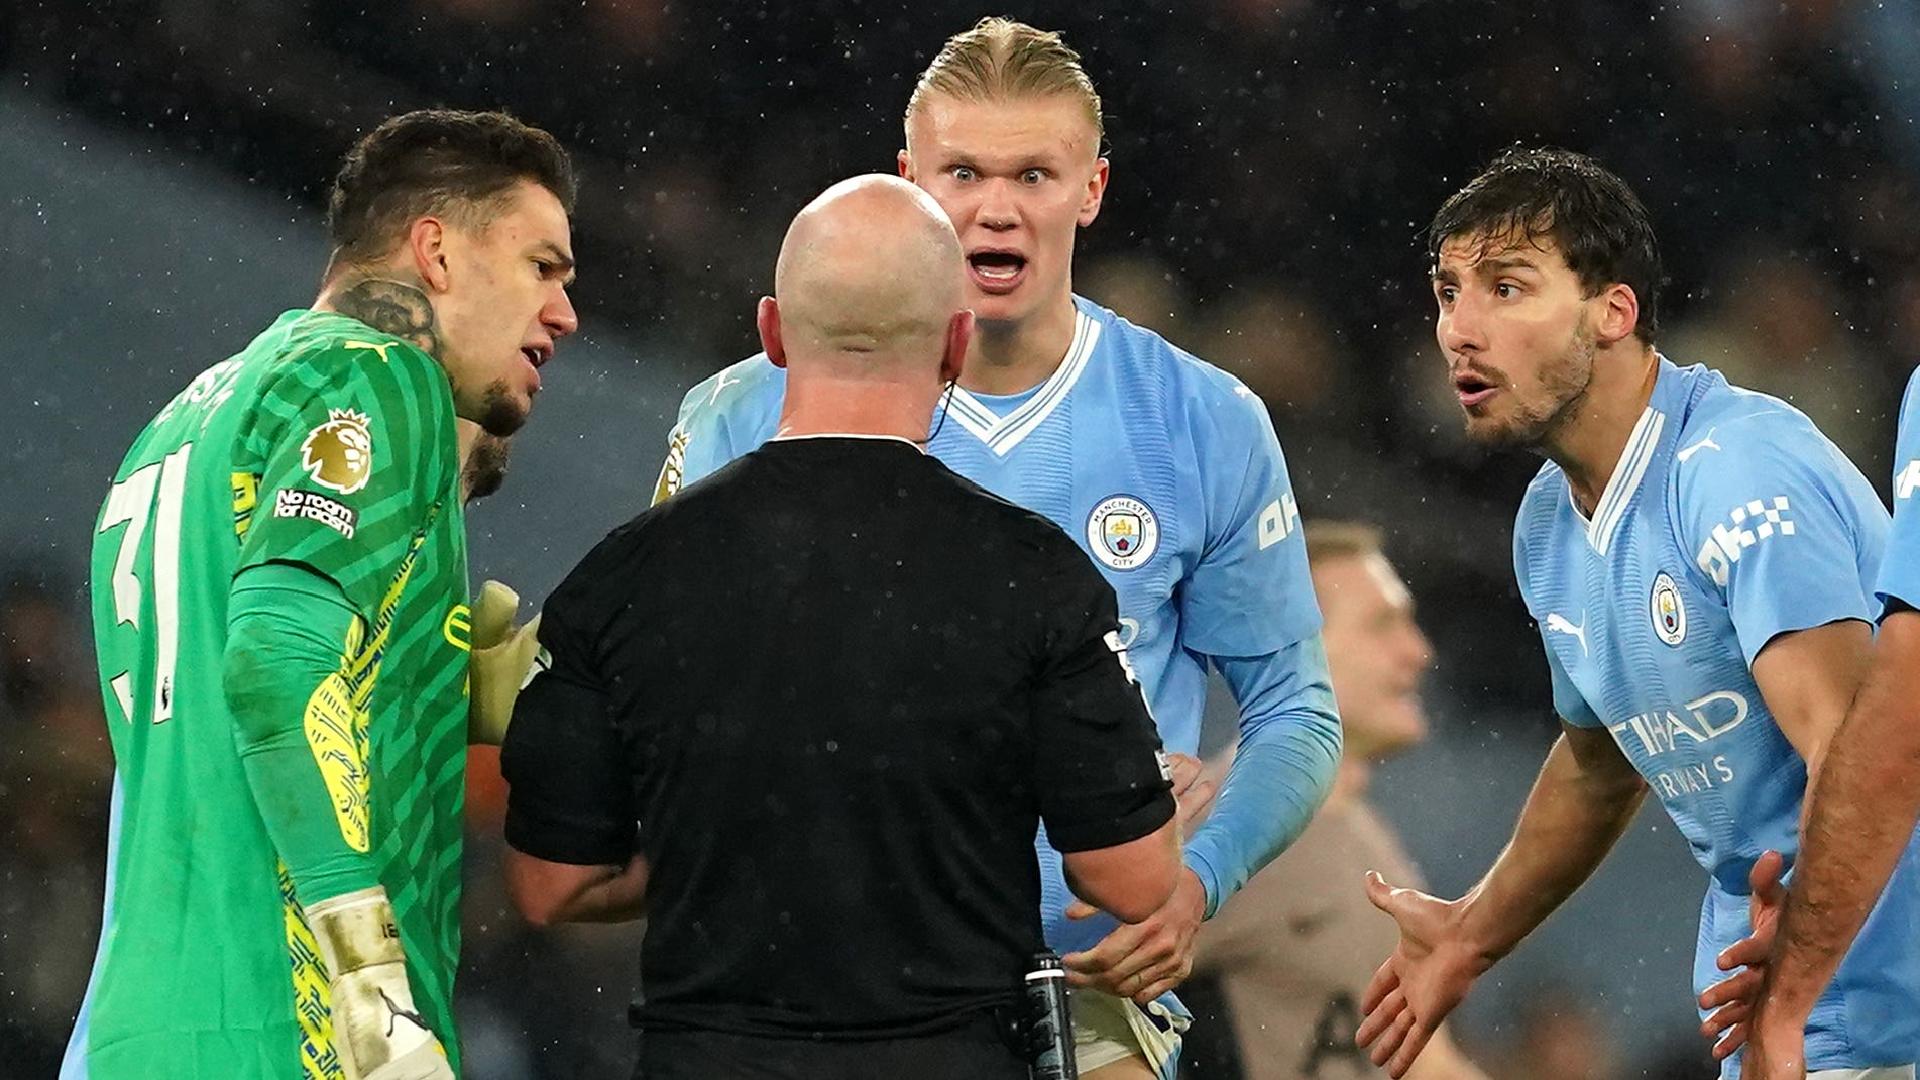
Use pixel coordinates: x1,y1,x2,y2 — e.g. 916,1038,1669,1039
1086,495,1159,571
1650,571,1687,646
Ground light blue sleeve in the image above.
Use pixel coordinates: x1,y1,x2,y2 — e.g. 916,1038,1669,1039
1513,494,1604,728
1878,368,1920,617
651,358,783,504
1677,413,1888,666
1186,638,1342,919
1177,380,1322,656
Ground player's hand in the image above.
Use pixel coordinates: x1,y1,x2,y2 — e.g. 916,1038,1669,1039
306,887,455,1080
1166,753,1219,837
1061,868,1207,1005
468,579,543,746
1356,871,1491,1079
1698,849,1789,1060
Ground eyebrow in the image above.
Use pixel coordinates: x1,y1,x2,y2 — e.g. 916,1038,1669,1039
1477,255,1542,275
536,241,577,285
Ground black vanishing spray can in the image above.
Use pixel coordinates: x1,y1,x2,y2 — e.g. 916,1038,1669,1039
1025,951,1077,1080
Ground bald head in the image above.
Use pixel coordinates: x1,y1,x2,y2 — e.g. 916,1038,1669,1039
771,175,965,370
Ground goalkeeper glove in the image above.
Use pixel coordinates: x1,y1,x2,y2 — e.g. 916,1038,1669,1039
468,579,543,746
305,886,453,1080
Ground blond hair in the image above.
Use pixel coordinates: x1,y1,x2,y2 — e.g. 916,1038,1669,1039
1304,521,1385,570
907,17,1104,142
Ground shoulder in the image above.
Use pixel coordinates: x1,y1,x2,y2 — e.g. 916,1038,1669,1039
1089,298,1266,419
271,313,447,417
676,353,785,421
1669,375,1858,509
1513,461,1571,579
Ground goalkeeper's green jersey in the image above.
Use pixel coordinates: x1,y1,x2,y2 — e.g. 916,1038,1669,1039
68,310,472,1079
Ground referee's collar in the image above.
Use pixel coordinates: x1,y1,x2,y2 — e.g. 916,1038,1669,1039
769,432,927,454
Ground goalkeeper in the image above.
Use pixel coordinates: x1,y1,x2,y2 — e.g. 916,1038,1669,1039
64,109,578,1080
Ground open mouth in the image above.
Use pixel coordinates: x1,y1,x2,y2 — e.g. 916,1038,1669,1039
967,250,1028,293
1453,371,1499,408
520,346,547,391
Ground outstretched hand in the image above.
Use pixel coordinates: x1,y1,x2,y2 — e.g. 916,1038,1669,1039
1355,871,1489,1079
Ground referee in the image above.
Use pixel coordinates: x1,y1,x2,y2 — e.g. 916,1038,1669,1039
500,175,1181,1079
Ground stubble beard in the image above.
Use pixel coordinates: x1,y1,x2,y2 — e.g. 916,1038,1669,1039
1463,320,1596,453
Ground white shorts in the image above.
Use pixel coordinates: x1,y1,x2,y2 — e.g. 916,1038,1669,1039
1071,989,1188,1079
1809,1068,1916,1080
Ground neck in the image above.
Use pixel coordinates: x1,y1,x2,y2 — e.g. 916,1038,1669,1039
1544,345,1660,516
777,367,939,442
962,292,1079,396
1331,756,1371,802
314,267,442,359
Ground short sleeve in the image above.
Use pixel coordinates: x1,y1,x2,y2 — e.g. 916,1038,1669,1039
1033,542,1176,853
1878,369,1920,617
1179,379,1321,657
1677,415,1887,666
1513,497,1604,729
501,571,638,866
653,358,782,503
235,342,453,619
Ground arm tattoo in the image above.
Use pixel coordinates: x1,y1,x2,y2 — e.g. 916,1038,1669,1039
327,278,442,358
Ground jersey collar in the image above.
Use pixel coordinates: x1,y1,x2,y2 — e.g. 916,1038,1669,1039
943,306,1100,456
1576,360,1683,556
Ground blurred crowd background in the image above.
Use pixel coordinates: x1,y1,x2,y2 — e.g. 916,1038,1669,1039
5,1,1920,1077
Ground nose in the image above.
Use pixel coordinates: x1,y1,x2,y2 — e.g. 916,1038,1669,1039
976,178,1019,231
1409,624,1435,670
544,287,580,340
1439,295,1484,358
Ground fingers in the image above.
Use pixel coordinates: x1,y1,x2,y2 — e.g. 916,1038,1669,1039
1060,921,1150,979
1710,1021,1750,1061
1064,900,1099,920
1699,966,1763,1010
1360,956,1401,1014
1386,1020,1435,1079
1167,753,1202,795
1751,849,1788,907
1366,1000,1416,1069
1364,870,1395,914
1700,1001,1751,1041
1716,933,1771,973
1356,985,1405,1049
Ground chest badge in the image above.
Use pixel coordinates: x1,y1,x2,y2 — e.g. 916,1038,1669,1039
1086,495,1159,571
1651,572,1687,646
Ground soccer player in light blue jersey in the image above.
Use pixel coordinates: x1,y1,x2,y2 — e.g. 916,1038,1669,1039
1698,366,1920,1080
1356,148,1920,1080
650,18,1342,1080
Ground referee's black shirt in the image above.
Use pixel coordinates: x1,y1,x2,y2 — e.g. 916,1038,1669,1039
503,435,1175,1042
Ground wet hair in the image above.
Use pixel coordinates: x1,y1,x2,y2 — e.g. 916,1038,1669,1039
1428,147,1662,344
907,17,1103,143
326,109,575,267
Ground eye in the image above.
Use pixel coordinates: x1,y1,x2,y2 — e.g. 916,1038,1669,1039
1019,168,1045,185
1494,281,1520,299
951,165,977,183
533,259,554,276
1435,284,1458,305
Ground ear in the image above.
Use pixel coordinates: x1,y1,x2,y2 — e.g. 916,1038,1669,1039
941,309,974,385
758,297,787,369
1077,157,1111,229
896,148,914,182
409,217,452,292
1594,282,1641,347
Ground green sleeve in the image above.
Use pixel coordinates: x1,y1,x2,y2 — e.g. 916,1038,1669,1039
225,561,380,905
236,340,454,620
